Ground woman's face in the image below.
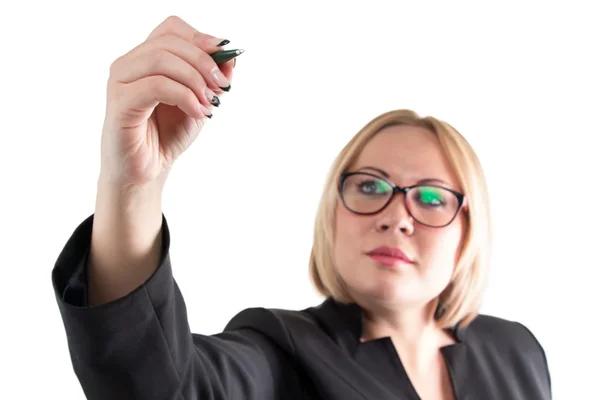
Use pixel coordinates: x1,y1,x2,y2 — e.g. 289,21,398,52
333,125,467,310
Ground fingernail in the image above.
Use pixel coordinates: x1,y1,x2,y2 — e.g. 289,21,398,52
208,37,230,47
219,85,231,92
210,67,230,89
198,103,212,117
204,87,220,107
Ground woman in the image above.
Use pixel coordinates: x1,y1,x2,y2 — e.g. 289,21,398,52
52,16,552,400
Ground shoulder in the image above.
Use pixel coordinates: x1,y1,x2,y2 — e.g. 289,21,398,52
223,305,321,355
464,314,546,352
463,314,551,378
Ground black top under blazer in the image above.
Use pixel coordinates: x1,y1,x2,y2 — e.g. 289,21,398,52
52,214,552,399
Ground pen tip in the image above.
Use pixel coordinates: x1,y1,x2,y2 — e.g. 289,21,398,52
238,49,245,54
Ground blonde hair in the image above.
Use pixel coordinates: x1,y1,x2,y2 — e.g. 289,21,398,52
309,109,492,329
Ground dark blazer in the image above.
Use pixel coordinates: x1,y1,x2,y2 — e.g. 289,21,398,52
52,214,552,400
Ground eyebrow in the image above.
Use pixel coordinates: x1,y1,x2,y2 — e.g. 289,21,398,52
357,166,450,186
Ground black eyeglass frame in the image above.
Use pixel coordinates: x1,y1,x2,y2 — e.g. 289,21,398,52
338,171,466,228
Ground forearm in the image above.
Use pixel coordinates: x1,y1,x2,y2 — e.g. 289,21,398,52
52,177,288,399
87,173,165,306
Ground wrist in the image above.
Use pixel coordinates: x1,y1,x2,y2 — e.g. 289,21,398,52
93,172,164,248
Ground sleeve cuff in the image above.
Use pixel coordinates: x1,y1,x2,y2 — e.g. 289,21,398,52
51,213,170,308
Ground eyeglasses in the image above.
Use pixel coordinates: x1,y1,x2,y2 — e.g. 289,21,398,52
338,171,465,228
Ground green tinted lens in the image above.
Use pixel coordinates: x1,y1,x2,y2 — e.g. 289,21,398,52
418,186,445,205
409,186,460,226
368,179,391,194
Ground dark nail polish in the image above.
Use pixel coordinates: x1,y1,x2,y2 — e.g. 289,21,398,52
206,114,213,119
219,85,231,92
211,96,220,107
217,39,230,46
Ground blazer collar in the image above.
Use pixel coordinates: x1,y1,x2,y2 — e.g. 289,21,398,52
307,297,466,355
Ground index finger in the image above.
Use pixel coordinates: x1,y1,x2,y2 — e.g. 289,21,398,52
147,15,229,53
219,59,235,82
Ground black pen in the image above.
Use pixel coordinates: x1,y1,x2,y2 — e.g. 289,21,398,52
211,49,245,65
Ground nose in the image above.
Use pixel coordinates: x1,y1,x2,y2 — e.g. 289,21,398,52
375,193,415,235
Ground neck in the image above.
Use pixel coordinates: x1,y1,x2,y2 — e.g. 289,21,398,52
360,299,453,371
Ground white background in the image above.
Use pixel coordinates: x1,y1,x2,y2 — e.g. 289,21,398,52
1,1,598,398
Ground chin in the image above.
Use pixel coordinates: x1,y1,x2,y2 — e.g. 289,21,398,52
353,279,420,307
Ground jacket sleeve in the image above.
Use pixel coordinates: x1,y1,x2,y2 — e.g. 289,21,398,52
51,214,297,400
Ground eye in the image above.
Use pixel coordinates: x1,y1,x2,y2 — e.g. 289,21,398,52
357,179,390,195
416,186,446,206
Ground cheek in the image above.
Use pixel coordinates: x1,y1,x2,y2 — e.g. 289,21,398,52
419,223,465,279
333,207,369,272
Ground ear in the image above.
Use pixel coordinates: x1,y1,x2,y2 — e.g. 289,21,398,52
462,197,469,212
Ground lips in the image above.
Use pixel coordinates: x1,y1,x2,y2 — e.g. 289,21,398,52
365,246,413,267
